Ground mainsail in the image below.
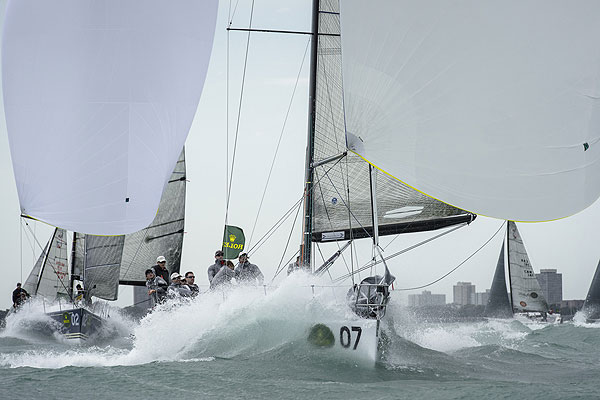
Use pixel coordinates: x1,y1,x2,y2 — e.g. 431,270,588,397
339,0,600,222
2,0,217,235
81,150,187,291
310,0,473,244
484,243,512,318
581,260,600,321
507,221,548,313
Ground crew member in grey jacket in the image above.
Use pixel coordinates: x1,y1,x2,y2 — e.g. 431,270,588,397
145,268,168,306
235,253,264,285
207,250,226,284
210,260,236,289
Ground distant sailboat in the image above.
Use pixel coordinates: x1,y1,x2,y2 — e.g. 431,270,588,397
580,261,600,322
485,222,558,323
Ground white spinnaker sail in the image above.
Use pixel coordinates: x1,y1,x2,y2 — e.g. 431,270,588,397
36,228,70,301
2,0,218,235
22,241,49,296
507,222,548,313
340,1,600,222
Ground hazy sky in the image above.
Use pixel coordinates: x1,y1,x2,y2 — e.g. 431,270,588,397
1,0,599,310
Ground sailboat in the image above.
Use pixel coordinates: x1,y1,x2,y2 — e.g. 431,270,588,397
223,0,600,362
2,1,214,341
580,261,600,322
16,150,187,342
484,221,560,323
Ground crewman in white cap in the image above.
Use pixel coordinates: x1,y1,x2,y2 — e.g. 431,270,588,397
152,255,170,284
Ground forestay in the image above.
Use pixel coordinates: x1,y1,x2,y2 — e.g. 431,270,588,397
2,0,217,234
507,222,548,313
340,1,600,222
311,0,473,243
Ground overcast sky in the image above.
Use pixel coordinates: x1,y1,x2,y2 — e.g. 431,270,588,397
1,0,599,310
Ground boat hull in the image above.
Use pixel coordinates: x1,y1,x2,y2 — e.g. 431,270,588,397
47,307,104,342
307,319,380,364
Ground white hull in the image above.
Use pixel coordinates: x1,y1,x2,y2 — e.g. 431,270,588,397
307,319,380,364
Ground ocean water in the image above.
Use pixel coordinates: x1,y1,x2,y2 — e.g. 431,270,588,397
1,276,598,400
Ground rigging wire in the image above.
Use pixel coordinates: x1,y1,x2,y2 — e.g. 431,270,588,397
247,38,311,249
395,221,507,291
272,196,304,279
19,218,23,282
224,0,256,227
333,222,469,283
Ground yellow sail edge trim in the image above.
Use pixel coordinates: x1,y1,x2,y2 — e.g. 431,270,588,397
348,150,570,224
20,213,130,237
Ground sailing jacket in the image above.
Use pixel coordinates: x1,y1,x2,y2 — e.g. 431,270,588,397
12,288,30,306
235,262,264,285
146,276,168,305
210,266,236,289
167,282,193,298
187,283,200,297
152,264,170,285
207,260,226,283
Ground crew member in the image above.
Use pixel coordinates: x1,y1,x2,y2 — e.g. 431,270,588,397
153,255,170,284
210,260,236,289
235,253,264,285
184,271,199,297
146,268,168,306
207,250,226,284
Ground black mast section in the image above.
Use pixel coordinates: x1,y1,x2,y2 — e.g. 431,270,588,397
300,0,320,270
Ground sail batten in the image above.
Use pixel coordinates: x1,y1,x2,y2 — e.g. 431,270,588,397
339,0,600,222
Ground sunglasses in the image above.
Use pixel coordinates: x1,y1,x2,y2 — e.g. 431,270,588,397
186,276,195,279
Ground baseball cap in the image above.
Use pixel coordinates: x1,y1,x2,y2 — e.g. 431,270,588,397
170,272,182,280
156,255,166,263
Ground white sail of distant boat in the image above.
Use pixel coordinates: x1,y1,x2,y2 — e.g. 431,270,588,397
339,0,600,222
2,0,217,235
507,221,549,313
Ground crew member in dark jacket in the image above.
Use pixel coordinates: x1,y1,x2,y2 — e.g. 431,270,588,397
12,283,30,308
146,269,168,306
207,250,226,284
152,255,170,285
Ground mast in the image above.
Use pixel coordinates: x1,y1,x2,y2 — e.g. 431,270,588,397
300,0,320,270
69,233,78,299
506,222,514,312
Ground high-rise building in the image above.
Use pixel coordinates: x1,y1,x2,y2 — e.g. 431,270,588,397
453,282,476,305
536,269,562,305
475,289,491,306
408,290,446,307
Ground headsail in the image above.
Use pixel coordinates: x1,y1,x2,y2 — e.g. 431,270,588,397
35,228,70,301
2,0,217,235
507,222,548,313
581,260,600,321
339,1,600,222
22,241,49,296
310,0,473,244
484,243,512,318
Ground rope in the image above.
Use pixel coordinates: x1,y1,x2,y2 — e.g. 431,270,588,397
395,221,506,291
224,0,256,227
247,38,311,249
333,223,469,283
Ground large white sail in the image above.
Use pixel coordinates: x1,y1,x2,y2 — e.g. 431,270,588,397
339,1,600,222
310,0,473,244
507,222,548,313
2,0,218,235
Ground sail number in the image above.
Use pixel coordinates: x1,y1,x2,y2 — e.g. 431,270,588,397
340,326,362,350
